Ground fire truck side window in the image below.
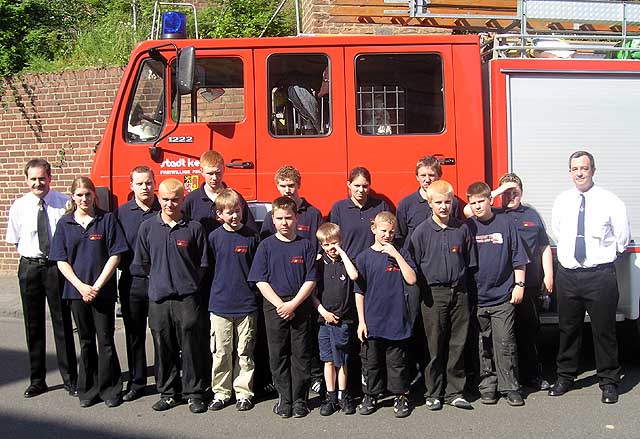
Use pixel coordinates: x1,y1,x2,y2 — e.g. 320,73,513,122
355,53,444,135
178,57,244,123
125,59,165,143
267,54,331,137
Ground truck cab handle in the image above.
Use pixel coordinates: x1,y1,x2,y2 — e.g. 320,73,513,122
226,161,254,169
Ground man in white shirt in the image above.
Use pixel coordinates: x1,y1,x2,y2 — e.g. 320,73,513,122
548,151,630,404
6,159,77,398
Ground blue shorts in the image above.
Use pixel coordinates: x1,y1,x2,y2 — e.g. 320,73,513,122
318,322,351,368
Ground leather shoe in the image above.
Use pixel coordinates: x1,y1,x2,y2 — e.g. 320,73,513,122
24,383,48,398
548,380,573,397
64,382,78,397
122,388,143,402
506,391,525,407
79,398,98,408
105,397,122,408
601,385,619,404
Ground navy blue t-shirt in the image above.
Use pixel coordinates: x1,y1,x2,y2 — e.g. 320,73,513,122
134,213,209,302
396,189,461,248
50,209,128,301
261,198,324,253
248,235,318,298
328,196,389,260
208,226,260,317
182,183,257,236
355,247,415,340
500,205,550,288
316,253,355,323
467,212,530,307
409,216,477,287
115,197,161,276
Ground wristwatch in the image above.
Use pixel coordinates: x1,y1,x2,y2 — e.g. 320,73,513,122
515,281,525,288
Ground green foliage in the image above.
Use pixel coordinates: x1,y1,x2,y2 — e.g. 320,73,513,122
0,0,296,78
197,0,296,39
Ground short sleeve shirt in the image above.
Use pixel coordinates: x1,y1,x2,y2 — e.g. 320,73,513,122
409,216,477,287
209,226,260,317
134,213,209,302
328,196,389,259
354,247,415,340
115,198,161,276
261,198,324,253
50,209,128,301
248,235,318,297
316,253,355,323
501,205,549,288
467,212,530,307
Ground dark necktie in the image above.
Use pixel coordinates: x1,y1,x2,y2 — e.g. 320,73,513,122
574,194,586,265
37,198,50,257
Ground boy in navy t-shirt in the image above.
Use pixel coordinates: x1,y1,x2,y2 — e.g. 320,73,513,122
355,211,417,418
248,196,318,419
466,182,529,407
409,180,477,411
208,189,260,412
311,223,358,416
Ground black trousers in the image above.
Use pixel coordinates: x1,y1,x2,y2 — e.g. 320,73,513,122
148,294,206,399
515,287,543,383
360,337,409,396
263,298,312,408
556,264,620,387
422,286,469,402
17,258,77,387
119,274,149,392
70,299,122,402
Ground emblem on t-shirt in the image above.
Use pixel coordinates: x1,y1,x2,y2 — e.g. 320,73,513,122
290,256,304,264
385,264,401,272
176,239,189,247
340,274,346,281
297,224,310,232
475,233,503,244
235,245,248,253
89,234,103,241
522,221,537,227
451,246,460,253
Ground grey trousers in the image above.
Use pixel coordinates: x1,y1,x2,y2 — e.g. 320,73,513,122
477,300,520,395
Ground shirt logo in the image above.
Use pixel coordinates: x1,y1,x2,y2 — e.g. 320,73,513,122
235,245,248,253
89,234,103,241
176,240,189,247
340,274,346,281
297,224,310,232
476,233,504,244
385,265,401,272
522,221,537,227
451,246,460,253
290,256,304,264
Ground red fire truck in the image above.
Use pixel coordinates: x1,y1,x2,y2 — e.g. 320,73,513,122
91,0,640,323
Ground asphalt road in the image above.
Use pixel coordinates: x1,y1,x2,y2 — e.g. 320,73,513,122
0,317,639,439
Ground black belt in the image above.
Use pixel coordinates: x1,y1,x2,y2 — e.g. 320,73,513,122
21,256,56,266
567,262,614,272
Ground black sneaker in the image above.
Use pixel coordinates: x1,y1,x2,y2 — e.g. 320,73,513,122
293,402,310,418
393,395,410,418
208,398,228,411
236,398,254,411
358,394,377,415
340,395,356,415
188,398,207,414
152,396,181,412
320,399,340,416
273,401,292,418
505,391,524,407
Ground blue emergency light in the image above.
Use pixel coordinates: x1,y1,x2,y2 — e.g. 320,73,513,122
161,11,187,39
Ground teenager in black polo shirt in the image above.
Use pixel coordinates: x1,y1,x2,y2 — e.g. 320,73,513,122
134,178,209,414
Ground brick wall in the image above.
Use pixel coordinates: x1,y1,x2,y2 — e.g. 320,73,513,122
0,68,124,273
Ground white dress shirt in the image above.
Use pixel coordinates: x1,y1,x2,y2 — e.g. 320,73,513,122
552,185,630,269
6,189,70,258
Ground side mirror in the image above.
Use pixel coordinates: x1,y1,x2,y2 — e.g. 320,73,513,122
177,46,195,95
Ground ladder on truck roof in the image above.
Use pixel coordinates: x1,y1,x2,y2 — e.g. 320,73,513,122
409,0,640,59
